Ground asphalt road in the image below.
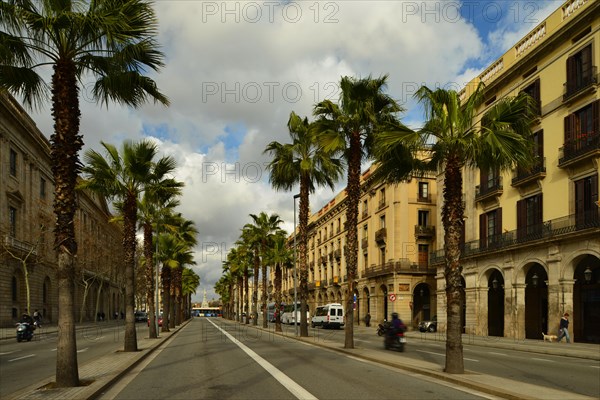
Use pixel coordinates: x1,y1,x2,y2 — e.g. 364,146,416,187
0,322,145,398
99,318,498,400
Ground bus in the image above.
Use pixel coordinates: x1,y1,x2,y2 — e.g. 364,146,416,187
281,302,309,325
192,307,222,317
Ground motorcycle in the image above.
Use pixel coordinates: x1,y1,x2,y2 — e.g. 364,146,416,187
16,322,34,342
377,322,386,336
381,322,406,352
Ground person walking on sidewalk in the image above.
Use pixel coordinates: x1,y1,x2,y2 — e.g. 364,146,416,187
557,312,570,343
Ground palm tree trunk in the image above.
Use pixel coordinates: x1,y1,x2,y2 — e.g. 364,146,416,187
343,131,361,349
299,176,310,336
261,262,268,328
443,156,465,374
252,253,259,325
275,263,282,333
161,266,171,332
123,195,138,352
144,223,157,338
52,58,82,387
245,270,250,324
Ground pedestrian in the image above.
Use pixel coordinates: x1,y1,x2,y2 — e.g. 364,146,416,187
365,312,371,327
33,309,42,328
557,312,570,343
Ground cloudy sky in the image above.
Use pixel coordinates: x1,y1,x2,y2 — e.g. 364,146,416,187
26,0,560,303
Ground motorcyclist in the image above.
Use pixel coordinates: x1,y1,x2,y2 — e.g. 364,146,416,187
389,312,406,336
19,313,35,335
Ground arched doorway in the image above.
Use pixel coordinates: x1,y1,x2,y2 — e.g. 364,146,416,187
525,264,548,339
488,269,504,337
412,283,431,328
573,255,600,343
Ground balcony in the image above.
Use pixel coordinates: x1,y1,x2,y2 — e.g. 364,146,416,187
563,66,597,103
361,210,369,219
4,235,37,255
377,200,387,210
475,176,503,203
320,256,327,265
415,225,435,238
511,157,546,186
334,249,342,259
558,134,600,168
429,210,600,265
361,237,368,250
328,252,334,262
332,276,340,285
417,193,431,203
375,228,387,244
364,260,436,278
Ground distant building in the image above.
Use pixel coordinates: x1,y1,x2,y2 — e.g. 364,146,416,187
0,91,125,326
281,166,438,328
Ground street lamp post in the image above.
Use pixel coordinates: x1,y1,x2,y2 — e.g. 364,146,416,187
155,224,160,336
293,193,300,337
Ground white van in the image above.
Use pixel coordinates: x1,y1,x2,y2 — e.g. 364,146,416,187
311,303,344,329
281,302,309,325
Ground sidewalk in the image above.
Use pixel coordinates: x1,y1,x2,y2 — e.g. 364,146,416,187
2,320,599,400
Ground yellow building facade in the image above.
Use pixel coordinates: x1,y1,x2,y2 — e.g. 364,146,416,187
431,0,600,343
281,167,438,328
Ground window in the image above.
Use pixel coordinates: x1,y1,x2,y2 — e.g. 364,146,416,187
40,177,47,198
363,199,368,216
418,210,429,226
10,149,17,177
565,43,593,97
575,174,599,227
379,246,385,264
564,100,599,154
380,215,386,229
521,78,540,115
9,207,17,237
418,244,429,267
479,208,502,248
517,194,543,239
379,188,386,207
418,182,429,201
363,224,368,239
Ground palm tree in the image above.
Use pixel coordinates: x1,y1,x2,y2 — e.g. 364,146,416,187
229,245,252,323
181,267,200,319
138,174,182,338
263,232,292,332
312,75,404,348
80,140,177,352
1,1,168,386
244,212,284,328
265,111,343,336
373,83,536,373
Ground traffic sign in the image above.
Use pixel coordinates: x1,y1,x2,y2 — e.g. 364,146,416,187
389,293,396,302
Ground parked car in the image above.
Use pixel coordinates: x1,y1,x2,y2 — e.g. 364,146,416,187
418,319,437,332
134,311,148,322
147,313,163,327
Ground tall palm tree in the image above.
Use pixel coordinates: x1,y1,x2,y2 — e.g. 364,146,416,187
182,267,200,319
0,1,168,386
263,232,292,332
229,244,252,323
80,140,177,353
312,75,404,348
265,111,343,336
373,83,536,373
244,212,284,328
138,175,182,338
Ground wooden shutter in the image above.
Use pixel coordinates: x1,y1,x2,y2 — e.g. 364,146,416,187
564,114,574,143
593,100,600,135
480,169,488,189
582,44,592,82
575,178,585,221
537,130,544,159
496,208,503,237
479,213,487,245
566,53,576,94
517,199,526,240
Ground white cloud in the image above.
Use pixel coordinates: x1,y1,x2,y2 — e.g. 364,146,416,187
25,0,549,302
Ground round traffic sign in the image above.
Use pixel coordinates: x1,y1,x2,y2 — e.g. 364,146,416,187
389,293,396,302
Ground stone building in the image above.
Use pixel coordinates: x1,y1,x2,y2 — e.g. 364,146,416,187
0,91,125,327
431,0,600,343
281,166,438,328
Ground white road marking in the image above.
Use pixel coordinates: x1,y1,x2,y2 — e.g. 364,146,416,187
531,357,554,363
8,354,35,362
77,348,89,353
488,352,508,356
0,351,19,356
207,319,318,400
416,349,479,362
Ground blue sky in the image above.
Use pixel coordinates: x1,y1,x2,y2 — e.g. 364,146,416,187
28,1,562,302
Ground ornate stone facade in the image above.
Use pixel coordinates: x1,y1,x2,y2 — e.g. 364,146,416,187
0,91,125,327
